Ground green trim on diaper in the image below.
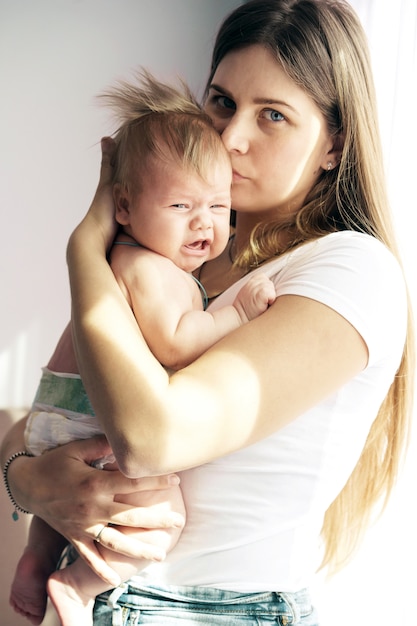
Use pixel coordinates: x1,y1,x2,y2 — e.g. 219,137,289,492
34,370,95,416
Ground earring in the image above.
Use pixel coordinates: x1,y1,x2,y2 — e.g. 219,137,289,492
327,162,333,171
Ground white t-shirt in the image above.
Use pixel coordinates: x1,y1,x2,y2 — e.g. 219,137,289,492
131,231,407,592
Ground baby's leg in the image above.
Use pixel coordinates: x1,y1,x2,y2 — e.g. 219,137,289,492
10,516,67,625
47,483,185,626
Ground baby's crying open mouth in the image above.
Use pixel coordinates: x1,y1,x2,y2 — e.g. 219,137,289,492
186,240,209,251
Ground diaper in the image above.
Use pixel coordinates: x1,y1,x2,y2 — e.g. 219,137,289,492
25,368,115,467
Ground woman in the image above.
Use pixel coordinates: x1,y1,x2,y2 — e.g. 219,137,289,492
2,1,414,624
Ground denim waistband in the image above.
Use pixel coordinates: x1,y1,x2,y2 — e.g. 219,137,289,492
97,582,314,624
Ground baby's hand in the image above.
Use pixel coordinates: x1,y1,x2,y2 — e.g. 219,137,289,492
233,273,276,323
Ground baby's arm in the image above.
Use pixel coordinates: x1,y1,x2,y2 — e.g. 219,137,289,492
111,244,275,370
168,274,275,368
231,272,276,323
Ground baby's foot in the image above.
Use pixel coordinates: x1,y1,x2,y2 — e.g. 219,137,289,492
47,569,94,626
10,548,52,625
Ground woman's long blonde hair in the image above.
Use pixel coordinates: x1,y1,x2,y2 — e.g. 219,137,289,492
206,0,415,573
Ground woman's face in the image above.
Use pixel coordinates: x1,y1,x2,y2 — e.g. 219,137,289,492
204,45,335,221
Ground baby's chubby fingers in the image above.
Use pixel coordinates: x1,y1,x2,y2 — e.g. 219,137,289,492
244,273,276,312
250,273,276,306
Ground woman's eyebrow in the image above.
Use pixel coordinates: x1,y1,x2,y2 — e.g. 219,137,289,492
209,83,298,114
208,83,231,96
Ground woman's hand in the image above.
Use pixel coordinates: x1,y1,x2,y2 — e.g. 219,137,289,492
7,436,184,584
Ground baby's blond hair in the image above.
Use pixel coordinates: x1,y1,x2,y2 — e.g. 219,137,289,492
99,69,230,195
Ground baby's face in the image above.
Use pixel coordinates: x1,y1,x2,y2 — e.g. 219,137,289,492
127,155,232,272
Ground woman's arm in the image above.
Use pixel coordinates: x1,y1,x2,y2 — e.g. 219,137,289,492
68,139,368,479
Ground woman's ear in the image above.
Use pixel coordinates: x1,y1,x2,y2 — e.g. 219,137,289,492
321,131,345,172
113,183,131,225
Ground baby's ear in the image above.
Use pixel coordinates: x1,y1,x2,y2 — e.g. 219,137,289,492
113,183,131,225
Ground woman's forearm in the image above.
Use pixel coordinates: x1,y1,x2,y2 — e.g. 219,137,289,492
68,212,172,476
66,139,178,476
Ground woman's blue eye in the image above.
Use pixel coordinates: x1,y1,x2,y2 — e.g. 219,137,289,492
265,109,284,122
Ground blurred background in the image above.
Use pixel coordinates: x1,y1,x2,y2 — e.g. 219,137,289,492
1,1,415,624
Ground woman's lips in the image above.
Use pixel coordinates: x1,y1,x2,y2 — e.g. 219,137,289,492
232,169,248,182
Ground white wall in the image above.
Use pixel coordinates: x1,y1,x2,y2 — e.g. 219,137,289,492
1,1,416,625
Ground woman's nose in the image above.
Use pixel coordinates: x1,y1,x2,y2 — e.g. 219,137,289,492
220,115,250,154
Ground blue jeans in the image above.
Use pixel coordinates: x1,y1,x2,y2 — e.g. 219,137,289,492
93,583,319,625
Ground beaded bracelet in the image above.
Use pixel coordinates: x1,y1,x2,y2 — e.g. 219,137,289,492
2,451,34,520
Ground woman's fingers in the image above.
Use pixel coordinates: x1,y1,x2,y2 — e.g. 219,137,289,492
69,499,184,584
72,527,168,585
99,136,116,187
93,524,167,561
102,471,182,497
106,501,185,530
72,538,123,585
